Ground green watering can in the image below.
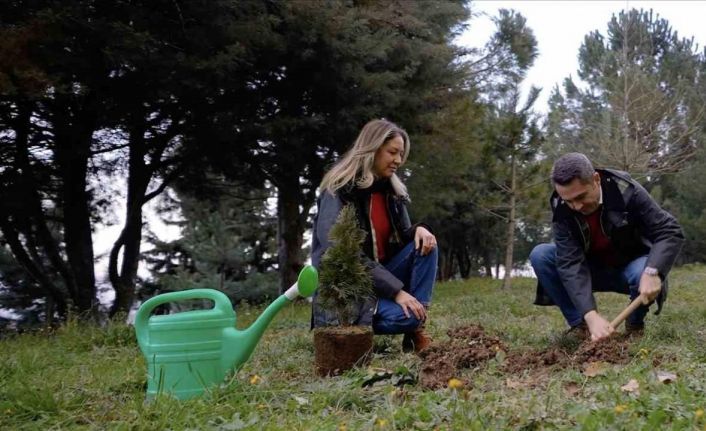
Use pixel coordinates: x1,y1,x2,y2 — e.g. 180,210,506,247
135,265,318,400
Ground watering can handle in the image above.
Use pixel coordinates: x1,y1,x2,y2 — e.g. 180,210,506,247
134,289,232,349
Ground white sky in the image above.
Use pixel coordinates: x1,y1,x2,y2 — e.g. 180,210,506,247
458,0,706,112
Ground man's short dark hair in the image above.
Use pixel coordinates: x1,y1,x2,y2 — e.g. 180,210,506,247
551,152,595,185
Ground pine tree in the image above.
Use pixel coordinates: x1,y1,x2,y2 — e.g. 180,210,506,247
318,205,373,326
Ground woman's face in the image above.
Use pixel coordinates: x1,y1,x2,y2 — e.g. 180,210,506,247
373,135,404,178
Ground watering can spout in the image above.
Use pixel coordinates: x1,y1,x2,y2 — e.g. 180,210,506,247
221,265,318,372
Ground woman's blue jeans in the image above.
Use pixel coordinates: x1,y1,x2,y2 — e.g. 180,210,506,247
529,243,649,328
372,242,438,335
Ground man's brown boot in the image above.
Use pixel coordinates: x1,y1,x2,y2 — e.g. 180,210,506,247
565,322,590,341
402,327,432,353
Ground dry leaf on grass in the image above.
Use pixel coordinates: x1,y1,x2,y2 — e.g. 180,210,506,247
506,378,523,389
620,379,640,394
656,370,677,383
583,361,609,377
564,382,581,396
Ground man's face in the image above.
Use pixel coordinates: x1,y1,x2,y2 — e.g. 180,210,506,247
555,172,601,215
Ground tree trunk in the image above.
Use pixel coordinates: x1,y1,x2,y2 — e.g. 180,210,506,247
277,183,306,293
8,102,72,317
57,147,97,315
52,92,103,317
109,124,151,316
438,243,455,280
456,247,471,279
502,153,517,289
483,251,493,278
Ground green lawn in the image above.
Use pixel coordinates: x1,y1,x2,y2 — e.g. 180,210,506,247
2,265,706,430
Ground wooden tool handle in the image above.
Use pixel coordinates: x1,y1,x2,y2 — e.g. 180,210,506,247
610,296,645,329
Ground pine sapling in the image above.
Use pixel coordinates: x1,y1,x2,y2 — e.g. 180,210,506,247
319,204,373,325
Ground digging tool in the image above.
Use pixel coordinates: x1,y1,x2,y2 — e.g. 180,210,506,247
610,278,662,330
610,295,647,330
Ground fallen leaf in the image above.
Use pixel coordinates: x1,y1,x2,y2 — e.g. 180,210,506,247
620,379,640,394
583,361,609,377
656,370,677,383
293,395,309,406
506,378,522,389
564,382,581,396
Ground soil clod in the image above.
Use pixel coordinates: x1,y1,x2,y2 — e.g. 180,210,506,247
419,324,636,389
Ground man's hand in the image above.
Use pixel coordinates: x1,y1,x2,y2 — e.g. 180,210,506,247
639,271,662,305
414,226,436,256
395,290,426,321
584,310,614,341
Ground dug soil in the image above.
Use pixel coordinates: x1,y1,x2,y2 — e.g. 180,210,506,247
419,324,506,389
419,325,635,389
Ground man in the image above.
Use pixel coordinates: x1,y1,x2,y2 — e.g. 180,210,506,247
530,153,684,341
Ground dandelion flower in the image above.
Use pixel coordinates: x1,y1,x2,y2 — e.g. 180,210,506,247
448,378,464,389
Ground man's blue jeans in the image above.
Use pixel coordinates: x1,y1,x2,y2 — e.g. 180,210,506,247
529,243,649,328
372,242,438,335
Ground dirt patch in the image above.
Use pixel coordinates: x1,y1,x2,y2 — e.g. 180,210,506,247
503,334,633,373
502,348,567,374
419,325,637,389
419,324,505,389
573,333,632,364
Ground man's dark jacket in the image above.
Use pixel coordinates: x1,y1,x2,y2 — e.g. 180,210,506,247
534,169,684,317
310,180,429,328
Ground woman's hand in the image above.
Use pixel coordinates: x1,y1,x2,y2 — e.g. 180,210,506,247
414,226,436,256
395,290,426,321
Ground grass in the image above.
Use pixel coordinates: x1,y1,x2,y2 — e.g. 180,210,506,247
2,265,706,430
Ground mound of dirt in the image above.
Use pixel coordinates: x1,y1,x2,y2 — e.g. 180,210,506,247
573,333,632,364
419,325,637,389
502,348,567,374
502,333,633,377
419,324,505,389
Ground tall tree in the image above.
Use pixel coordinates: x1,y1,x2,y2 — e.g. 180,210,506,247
200,0,471,292
0,1,267,319
476,10,544,288
546,9,705,177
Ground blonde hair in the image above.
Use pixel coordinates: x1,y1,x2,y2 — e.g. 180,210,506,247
321,119,410,198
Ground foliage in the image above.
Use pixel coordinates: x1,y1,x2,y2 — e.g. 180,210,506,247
143,180,279,306
0,0,265,318
194,0,472,291
2,265,706,429
318,205,373,326
407,8,550,280
545,8,705,177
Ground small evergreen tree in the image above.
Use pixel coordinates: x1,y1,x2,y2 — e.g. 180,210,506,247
318,205,373,326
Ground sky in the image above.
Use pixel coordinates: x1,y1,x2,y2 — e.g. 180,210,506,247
457,1,706,113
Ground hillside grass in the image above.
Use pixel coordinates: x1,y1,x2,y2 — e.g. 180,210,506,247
2,265,706,430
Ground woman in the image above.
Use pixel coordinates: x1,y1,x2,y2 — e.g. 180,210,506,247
311,119,438,353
